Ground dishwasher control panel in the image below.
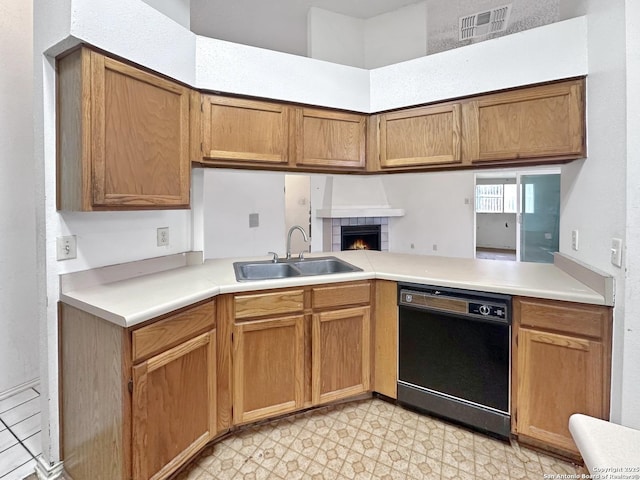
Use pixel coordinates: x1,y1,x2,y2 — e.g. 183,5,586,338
469,302,506,320
399,284,511,324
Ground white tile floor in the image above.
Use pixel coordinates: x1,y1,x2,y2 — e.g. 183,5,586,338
0,387,41,480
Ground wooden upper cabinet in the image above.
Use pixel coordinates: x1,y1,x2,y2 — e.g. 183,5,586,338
379,103,462,169
468,79,585,163
513,297,612,458
294,108,366,169
57,48,191,210
201,96,290,165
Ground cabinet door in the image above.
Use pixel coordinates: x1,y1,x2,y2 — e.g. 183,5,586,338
201,96,290,165
516,328,604,454
91,52,191,208
469,79,585,163
312,306,371,404
379,104,462,168
294,108,366,169
132,330,216,480
233,315,304,424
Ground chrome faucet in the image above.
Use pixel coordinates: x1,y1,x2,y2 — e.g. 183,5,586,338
286,225,309,260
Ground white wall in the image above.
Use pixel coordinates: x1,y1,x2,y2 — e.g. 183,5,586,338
141,0,191,28
195,35,369,112
0,0,39,394
476,214,517,250
307,3,428,69
33,0,197,464
364,2,428,69
382,171,476,257
307,7,365,68
370,16,588,111
622,0,640,429
560,0,629,425
285,175,311,254
199,170,286,258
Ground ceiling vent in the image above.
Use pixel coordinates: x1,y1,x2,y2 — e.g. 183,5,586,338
459,4,511,41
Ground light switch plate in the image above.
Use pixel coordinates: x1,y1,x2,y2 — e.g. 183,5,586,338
571,230,579,251
56,235,77,261
611,238,623,267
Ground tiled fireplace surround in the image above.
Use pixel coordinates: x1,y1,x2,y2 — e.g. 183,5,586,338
327,217,390,252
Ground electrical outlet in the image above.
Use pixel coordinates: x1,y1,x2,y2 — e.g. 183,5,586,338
57,235,77,261
433,244,438,251
157,227,169,247
571,230,579,251
249,213,259,228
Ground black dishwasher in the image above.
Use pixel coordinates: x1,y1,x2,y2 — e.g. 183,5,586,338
397,283,511,438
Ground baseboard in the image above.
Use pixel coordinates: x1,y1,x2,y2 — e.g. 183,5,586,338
0,378,40,401
34,456,65,480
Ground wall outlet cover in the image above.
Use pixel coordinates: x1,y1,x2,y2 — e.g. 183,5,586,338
249,213,259,228
157,227,169,247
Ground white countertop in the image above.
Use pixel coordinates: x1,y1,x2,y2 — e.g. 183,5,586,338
60,251,608,327
569,414,640,475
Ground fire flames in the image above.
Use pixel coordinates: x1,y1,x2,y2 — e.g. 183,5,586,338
348,239,370,250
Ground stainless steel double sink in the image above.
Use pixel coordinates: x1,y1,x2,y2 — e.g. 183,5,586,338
233,256,362,281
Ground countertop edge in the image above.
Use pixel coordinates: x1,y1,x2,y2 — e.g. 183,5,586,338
60,252,609,328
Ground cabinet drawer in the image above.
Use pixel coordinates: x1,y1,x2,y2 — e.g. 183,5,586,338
132,300,215,363
312,282,370,310
235,290,304,320
516,297,608,339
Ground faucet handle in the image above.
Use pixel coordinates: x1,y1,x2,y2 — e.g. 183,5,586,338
298,251,305,261
267,251,279,263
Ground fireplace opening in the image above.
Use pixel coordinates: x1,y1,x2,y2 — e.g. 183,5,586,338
341,225,381,251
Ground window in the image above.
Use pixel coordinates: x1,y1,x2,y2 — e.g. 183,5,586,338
475,184,517,213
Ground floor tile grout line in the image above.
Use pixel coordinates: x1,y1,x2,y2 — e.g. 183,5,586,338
2,411,40,431
0,455,36,480
0,393,40,417
0,416,24,455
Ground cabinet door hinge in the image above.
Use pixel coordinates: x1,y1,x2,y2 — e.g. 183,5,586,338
128,379,133,394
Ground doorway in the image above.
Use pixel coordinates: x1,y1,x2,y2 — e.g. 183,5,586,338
284,175,311,254
474,169,561,263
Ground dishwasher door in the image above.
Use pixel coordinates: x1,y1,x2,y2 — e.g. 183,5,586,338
397,285,511,438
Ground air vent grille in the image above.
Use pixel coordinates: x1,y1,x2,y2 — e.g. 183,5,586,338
459,4,511,41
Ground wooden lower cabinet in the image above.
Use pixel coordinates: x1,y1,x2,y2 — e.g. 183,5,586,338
60,300,216,480
229,281,373,425
373,280,398,399
312,306,370,404
233,316,304,424
513,297,612,458
132,330,216,480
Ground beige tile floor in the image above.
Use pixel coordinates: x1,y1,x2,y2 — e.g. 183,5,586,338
174,398,581,480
